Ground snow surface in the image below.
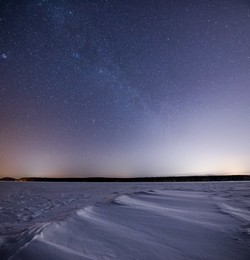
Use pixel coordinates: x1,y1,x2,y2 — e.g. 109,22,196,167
0,182,250,259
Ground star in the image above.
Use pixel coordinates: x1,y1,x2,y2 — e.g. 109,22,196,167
1,53,7,59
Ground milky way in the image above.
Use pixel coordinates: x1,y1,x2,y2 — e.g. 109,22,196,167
0,0,250,177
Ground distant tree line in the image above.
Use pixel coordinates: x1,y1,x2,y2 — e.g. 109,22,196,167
1,175,248,182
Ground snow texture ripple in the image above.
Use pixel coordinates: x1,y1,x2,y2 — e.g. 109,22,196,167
0,182,250,259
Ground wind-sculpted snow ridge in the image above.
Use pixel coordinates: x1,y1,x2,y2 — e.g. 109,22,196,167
2,182,249,260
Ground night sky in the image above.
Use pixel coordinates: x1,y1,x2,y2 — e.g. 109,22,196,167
1,0,250,177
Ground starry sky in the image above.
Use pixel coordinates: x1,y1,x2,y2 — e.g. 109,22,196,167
1,0,250,177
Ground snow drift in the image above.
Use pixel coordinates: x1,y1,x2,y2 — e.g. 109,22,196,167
1,182,250,259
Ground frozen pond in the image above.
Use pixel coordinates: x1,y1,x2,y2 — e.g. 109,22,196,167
0,182,250,259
